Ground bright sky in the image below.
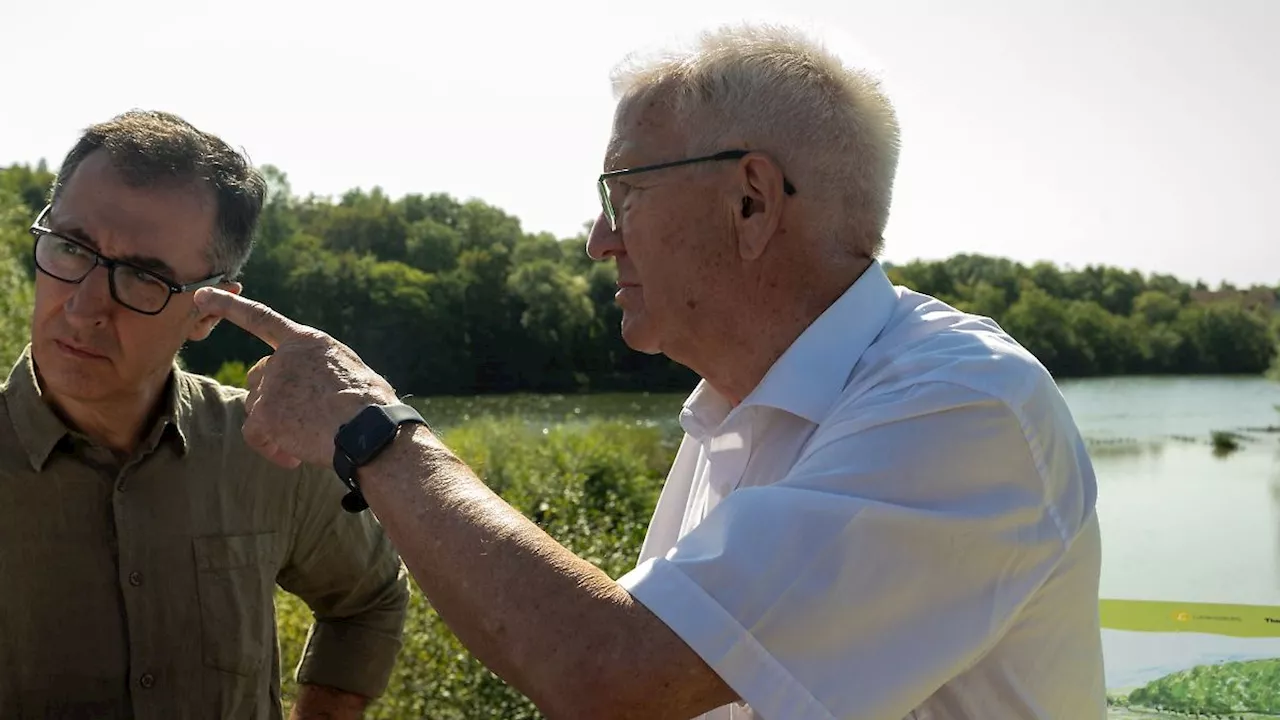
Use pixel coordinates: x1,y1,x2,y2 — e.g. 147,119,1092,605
3,0,1277,287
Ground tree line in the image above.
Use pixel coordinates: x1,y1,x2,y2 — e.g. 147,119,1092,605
1,161,1277,394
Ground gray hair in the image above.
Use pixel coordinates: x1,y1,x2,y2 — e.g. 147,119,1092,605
51,109,267,281
610,24,901,256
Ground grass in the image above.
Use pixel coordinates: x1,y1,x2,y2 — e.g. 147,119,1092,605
274,416,675,718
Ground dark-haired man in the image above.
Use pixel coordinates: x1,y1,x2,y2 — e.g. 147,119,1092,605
0,110,409,720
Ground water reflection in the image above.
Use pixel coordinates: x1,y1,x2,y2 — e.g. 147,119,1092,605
1086,440,1165,461
1095,437,1280,607
1273,444,1280,594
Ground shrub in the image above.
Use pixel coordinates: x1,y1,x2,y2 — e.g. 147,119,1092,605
275,417,673,717
213,360,249,388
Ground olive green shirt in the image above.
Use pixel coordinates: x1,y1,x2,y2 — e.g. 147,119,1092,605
0,347,410,720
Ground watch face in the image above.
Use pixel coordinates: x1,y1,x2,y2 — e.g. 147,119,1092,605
340,406,397,465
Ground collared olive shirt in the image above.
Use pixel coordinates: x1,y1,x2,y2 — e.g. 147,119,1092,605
0,347,410,720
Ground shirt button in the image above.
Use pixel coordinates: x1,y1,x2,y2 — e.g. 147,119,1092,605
128,572,143,586
139,673,155,689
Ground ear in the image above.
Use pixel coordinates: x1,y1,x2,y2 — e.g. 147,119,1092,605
733,153,788,261
186,281,242,342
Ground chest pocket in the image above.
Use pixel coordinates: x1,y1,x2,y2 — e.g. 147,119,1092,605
192,533,279,676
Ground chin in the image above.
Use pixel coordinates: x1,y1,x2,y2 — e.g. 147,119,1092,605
620,316,663,355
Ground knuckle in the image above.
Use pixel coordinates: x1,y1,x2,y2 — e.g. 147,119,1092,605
242,413,270,442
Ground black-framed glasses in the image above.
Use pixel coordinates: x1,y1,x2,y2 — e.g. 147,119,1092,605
596,149,797,231
28,204,227,316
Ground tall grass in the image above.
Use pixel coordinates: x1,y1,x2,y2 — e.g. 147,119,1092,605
275,417,676,718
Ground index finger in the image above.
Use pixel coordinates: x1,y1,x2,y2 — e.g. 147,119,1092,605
194,287,303,350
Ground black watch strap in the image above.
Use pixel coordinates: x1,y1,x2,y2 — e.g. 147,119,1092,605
333,402,428,513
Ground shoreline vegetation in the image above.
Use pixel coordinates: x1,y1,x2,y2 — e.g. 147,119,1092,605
1108,658,1280,718
2,161,1278,396
3,162,1280,716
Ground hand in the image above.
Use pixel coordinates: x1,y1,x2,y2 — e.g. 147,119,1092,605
290,683,369,720
193,287,399,469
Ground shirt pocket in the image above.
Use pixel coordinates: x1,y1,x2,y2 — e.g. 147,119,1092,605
192,532,279,676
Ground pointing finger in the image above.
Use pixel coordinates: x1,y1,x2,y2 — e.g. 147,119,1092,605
194,287,302,351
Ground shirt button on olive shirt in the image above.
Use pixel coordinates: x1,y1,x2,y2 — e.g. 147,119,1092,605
0,348,411,720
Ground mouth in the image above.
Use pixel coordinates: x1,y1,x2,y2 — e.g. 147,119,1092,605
54,340,108,360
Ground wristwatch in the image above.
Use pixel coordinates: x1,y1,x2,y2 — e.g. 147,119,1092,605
332,402,428,513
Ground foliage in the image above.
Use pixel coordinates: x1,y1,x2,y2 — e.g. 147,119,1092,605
2,162,1277,388
0,187,37,364
274,417,671,718
1269,317,1280,381
1210,430,1243,455
1124,659,1280,716
213,360,249,388
888,255,1278,378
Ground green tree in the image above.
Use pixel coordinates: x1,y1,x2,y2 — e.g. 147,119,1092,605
0,191,35,366
0,161,54,216
404,218,461,273
506,260,597,389
1175,302,1276,374
1132,290,1181,325
1000,281,1077,373
5,153,1243,392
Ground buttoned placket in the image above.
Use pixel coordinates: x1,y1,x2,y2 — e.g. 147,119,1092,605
82,440,163,714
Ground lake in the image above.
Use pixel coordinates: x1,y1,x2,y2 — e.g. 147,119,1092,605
413,375,1280,608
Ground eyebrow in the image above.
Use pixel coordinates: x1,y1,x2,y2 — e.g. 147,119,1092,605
53,224,178,279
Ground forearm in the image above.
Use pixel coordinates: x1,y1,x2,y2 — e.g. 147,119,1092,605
290,683,369,720
187,291,731,716
358,425,723,717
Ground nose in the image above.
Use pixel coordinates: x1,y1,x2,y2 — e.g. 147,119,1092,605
63,265,113,326
585,213,623,261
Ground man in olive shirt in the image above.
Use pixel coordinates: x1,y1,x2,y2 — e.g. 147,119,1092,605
0,111,410,719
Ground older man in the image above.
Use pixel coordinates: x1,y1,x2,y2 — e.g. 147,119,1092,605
0,111,409,720
196,25,1106,720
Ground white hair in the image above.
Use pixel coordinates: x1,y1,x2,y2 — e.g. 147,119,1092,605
610,23,901,256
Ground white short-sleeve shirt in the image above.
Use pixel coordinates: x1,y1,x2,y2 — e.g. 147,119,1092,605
616,261,1106,720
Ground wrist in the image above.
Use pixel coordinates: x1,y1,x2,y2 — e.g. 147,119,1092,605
358,423,460,494
359,423,431,476
332,402,429,513
292,683,369,719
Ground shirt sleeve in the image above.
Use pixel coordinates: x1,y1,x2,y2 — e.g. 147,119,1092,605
617,383,1089,720
275,464,411,699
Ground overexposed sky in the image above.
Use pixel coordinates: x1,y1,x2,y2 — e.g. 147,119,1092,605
2,0,1277,286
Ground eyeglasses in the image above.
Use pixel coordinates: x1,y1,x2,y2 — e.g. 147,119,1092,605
596,149,797,232
28,204,227,316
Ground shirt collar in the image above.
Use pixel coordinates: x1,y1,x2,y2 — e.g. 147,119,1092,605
2,345,191,471
745,260,898,423
4,346,71,471
680,260,899,437
150,366,193,456
678,381,734,440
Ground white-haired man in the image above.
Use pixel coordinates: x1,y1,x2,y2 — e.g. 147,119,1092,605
192,24,1107,720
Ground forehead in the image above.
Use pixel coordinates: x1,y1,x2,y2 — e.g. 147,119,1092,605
52,150,217,276
607,96,686,167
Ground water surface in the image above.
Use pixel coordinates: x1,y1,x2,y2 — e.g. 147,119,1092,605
414,375,1280,605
